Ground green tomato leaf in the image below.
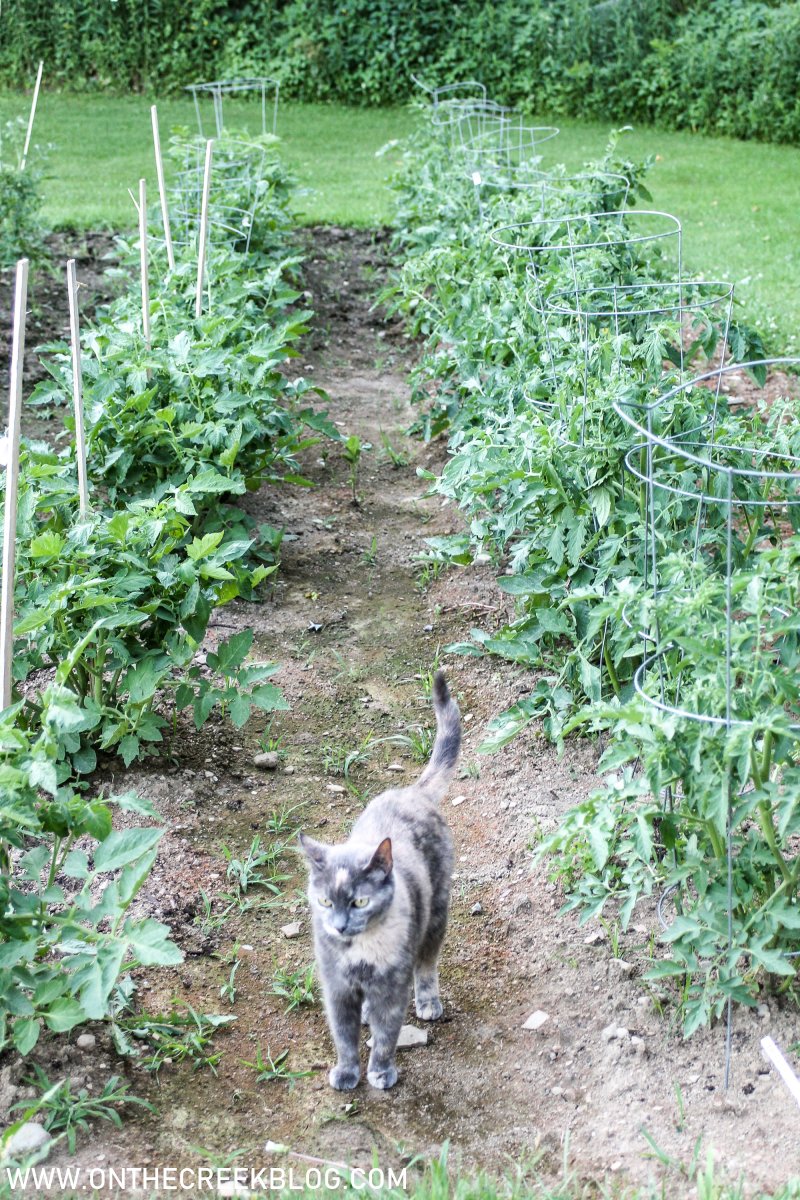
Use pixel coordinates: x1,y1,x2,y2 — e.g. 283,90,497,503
94,827,164,873
122,918,184,966
13,1017,40,1056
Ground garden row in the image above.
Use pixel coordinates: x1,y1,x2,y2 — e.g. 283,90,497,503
0,127,334,1057
387,96,800,1036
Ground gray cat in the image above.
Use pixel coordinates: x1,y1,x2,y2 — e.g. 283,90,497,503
299,670,461,1091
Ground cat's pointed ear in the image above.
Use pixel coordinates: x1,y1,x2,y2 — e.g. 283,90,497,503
298,832,329,871
366,837,393,877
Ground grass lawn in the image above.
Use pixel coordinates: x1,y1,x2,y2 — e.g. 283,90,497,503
1,93,798,347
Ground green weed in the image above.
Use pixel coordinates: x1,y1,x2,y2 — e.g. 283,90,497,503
12,1067,153,1154
270,964,317,1012
239,1046,313,1085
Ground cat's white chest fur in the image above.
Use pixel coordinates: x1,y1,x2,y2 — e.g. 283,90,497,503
341,889,412,970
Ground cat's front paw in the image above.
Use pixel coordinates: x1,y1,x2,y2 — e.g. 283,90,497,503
367,1064,398,1090
329,1063,360,1091
415,997,443,1021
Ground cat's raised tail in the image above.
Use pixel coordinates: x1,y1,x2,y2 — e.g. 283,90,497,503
417,670,461,800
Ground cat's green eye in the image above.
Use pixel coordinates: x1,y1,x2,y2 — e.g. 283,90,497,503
352,897,369,908
318,896,333,908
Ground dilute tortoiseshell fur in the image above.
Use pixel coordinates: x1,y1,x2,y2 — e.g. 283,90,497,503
299,671,461,1090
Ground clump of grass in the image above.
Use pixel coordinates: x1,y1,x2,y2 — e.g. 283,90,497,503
271,963,317,1012
239,1046,312,1085
12,1067,153,1153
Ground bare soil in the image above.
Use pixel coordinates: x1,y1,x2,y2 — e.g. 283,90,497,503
3,227,800,1194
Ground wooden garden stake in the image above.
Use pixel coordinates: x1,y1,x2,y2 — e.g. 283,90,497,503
195,138,214,320
761,1036,800,1111
66,259,89,517
151,105,175,271
0,259,29,710
138,178,151,350
19,60,43,171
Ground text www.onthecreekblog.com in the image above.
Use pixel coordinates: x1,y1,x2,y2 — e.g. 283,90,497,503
3,1165,410,1192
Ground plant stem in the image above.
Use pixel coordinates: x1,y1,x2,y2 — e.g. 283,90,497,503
602,640,621,698
47,838,61,889
749,744,792,886
93,632,106,707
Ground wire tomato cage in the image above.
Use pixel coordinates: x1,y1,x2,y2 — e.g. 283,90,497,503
489,211,692,430
614,358,800,1084
410,74,488,108
528,277,736,446
186,77,280,139
453,110,560,176
422,91,559,172
489,208,684,288
428,96,513,137
470,167,631,222
170,136,276,258
614,360,800,728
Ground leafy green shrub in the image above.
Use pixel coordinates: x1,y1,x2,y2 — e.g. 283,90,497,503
7,454,285,767
0,118,45,267
55,281,323,503
3,1,800,143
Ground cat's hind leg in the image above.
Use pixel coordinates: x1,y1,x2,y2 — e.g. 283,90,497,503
414,957,443,1021
414,907,448,1020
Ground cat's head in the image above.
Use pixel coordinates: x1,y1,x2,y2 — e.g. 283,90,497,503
299,834,394,940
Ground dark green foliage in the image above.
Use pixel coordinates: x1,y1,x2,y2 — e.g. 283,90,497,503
3,1,800,143
0,166,43,266
388,111,800,1033
0,119,46,267
0,134,326,1057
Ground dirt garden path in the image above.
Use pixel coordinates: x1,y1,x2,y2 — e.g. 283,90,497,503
4,229,800,1193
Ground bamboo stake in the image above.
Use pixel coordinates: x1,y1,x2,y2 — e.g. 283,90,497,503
0,259,29,710
761,1036,800,1111
150,105,175,271
195,139,214,321
138,178,151,350
19,60,43,171
66,260,89,517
